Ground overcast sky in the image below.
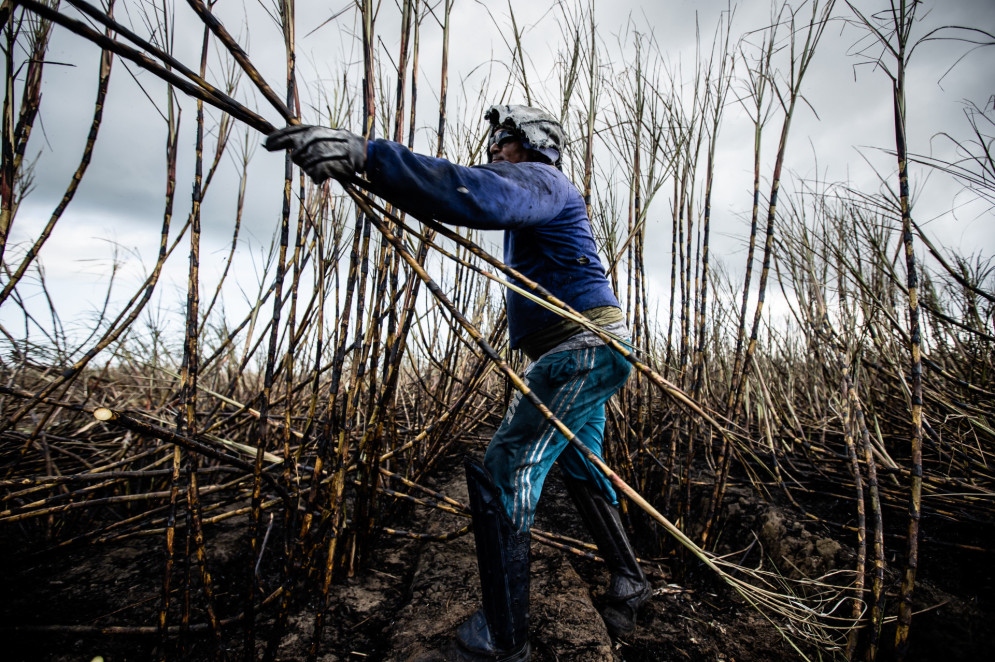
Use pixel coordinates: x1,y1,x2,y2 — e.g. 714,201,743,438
3,0,993,347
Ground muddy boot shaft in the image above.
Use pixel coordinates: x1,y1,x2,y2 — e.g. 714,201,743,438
563,474,652,637
457,457,531,661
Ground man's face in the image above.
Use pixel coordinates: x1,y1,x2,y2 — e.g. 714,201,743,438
488,129,529,164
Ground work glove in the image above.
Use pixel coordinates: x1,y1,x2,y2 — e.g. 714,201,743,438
264,125,367,184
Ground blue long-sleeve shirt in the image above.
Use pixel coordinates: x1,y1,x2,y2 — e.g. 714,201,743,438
364,139,620,349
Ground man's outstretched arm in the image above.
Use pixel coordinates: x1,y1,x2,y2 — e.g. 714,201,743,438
363,139,570,231
265,125,570,231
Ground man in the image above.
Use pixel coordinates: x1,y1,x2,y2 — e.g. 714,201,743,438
265,105,651,662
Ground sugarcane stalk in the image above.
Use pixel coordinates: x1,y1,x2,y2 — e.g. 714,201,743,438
0,9,113,306
16,0,273,134
0,1,16,264
306,2,374,655
860,405,886,661
891,23,923,662
581,3,595,218
3,587,285,636
705,0,834,553
91,407,288,496
184,0,292,124
263,3,308,657
2,2,54,268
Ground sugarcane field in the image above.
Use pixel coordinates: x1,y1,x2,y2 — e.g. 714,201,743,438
1,0,993,660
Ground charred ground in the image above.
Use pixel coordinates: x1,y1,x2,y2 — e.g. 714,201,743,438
3,444,992,662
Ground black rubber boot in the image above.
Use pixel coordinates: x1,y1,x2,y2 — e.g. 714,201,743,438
563,474,652,637
457,457,531,662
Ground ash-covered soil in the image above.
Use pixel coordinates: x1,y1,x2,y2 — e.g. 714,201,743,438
2,450,992,661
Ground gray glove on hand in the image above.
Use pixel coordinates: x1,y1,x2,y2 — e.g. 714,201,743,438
264,125,367,184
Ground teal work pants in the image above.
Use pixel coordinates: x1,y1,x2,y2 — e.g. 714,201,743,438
483,344,632,532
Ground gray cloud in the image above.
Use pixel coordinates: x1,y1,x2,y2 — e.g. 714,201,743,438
3,0,992,339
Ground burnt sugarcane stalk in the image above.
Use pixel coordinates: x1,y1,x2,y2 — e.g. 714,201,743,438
407,0,421,149
299,208,363,542
0,21,111,306
892,29,924,662
1,3,51,281
0,1,20,263
305,3,375,656
371,0,419,495
581,6,596,219
353,226,393,564
241,82,293,662
5,587,286,637
15,0,274,134
264,3,307,656
436,0,452,158
860,400,886,661
728,19,775,425
703,1,833,551
91,407,291,502
174,16,222,650
168,28,206,644
185,0,291,125
692,35,731,545
692,26,732,408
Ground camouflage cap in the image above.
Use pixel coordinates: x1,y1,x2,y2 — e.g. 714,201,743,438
485,104,565,168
